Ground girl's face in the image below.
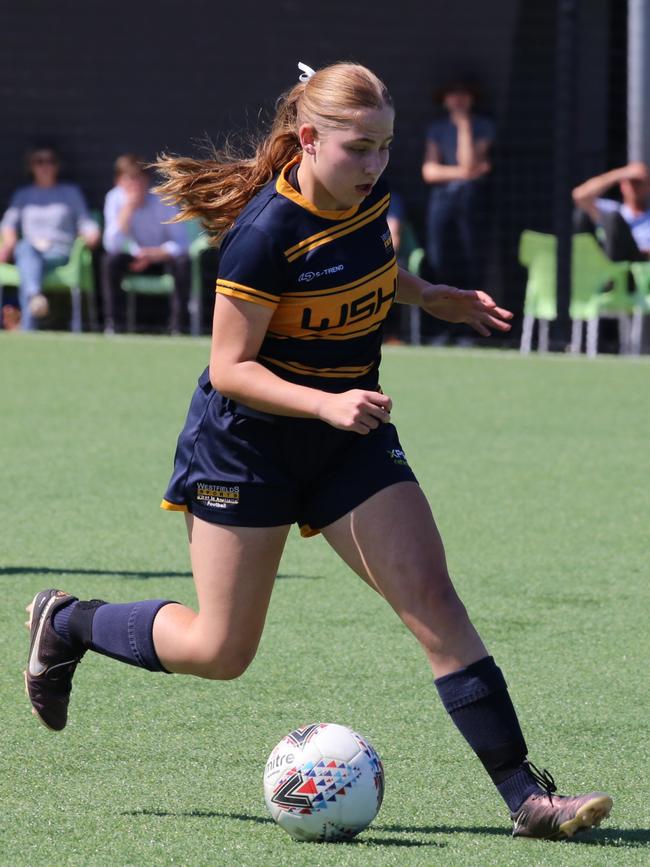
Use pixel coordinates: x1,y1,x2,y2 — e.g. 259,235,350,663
301,104,394,210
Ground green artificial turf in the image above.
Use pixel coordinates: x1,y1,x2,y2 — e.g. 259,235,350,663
1,332,649,866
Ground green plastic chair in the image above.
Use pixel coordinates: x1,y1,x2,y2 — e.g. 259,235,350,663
121,219,206,335
518,230,632,356
0,236,97,332
386,221,426,345
629,262,650,354
569,234,632,355
518,230,558,353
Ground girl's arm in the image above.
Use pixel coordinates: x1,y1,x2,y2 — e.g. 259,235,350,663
209,294,392,434
395,267,513,337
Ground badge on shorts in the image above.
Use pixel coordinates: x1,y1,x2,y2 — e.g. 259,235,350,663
386,448,409,466
195,482,240,509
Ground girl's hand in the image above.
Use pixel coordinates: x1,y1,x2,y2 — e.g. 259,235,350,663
422,285,513,336
317,390,393,434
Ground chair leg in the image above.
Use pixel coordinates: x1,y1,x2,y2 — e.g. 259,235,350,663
538,319,550,353
189,290,201,337
409,306,421,345
570,319,583,353
127,293,136,333
87,290,99,333
586,318,599,357
631,310,643,356
520,314,534,354
70,287,82,333
618,314,631,355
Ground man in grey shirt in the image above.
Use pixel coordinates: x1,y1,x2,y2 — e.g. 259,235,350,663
0,146,100,330
102,154,190,334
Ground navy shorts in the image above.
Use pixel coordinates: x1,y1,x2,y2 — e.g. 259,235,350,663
162,368,419,536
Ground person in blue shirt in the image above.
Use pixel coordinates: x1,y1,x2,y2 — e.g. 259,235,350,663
102,154,190,333
0,145,100,330
24,62,611,842
572,160,650,261
422,81,495,297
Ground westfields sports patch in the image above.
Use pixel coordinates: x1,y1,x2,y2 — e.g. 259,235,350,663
195,482,240,509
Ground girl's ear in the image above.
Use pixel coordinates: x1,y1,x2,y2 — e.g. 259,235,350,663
298,124,318,156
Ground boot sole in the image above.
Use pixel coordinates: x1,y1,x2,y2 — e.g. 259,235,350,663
558,794,613,838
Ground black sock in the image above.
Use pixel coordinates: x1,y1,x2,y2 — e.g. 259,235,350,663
434,656,542,812
52,598,105,651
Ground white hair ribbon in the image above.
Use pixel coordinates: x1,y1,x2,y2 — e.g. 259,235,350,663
298,62,316,82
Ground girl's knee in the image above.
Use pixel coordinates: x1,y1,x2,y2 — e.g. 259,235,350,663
193,643,256,681
410,568,463,613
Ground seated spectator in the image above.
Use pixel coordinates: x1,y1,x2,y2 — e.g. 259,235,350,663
102,154,190,334
572,161,650,262
0,145,100,330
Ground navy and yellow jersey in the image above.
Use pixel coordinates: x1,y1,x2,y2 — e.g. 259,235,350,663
215,156,397,393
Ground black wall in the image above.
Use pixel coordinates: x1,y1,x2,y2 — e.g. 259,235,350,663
1,0,624,316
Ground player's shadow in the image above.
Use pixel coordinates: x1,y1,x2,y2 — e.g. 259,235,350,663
122,810,443,848
566,828,650,848
379,822,650,848
0,565,193,579
0,566,315,580
123,811,650,848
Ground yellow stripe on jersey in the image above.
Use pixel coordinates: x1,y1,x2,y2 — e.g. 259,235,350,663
270,320,384,341
283,258,396,300
267,259,397,339
259,356,376,378
216,278,279,310
267,323,383,342
284,194,391,263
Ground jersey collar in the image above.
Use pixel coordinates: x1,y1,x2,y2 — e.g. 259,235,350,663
276,156,361,221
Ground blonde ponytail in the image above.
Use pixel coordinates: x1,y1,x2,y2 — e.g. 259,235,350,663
154,63,391,241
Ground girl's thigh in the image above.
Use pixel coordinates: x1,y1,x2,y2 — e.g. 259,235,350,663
186,513,291,635
153,514,291,676
321,481,487,672
321,481,449,601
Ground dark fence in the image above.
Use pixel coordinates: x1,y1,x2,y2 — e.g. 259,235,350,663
0,0,628,343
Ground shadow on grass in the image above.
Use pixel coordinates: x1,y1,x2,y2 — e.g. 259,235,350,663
380,823,650,848
0,566,315,580
572,828,650,848
377,822,508,837
121,810,443,848
123,809,274,823
123,810,650,848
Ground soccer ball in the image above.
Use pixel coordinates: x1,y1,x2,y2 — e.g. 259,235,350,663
263,722,384,842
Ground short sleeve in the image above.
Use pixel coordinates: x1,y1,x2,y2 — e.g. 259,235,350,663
68,185,98,236
426,120,445,144
216,224,284,310
474,115,496,142
1,189,25,231
159,201,190,257
595,198,620,216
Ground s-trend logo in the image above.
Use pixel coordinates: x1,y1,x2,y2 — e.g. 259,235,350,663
298,264,344,283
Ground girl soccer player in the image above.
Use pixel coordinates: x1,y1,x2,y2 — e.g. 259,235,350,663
25,61,611,841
